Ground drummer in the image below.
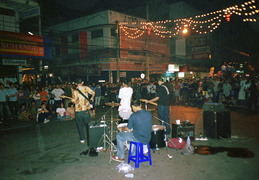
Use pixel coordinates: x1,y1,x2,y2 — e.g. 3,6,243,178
111,99,152,162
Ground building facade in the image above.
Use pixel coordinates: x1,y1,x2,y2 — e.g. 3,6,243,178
46,10,170,83
0,0,52,85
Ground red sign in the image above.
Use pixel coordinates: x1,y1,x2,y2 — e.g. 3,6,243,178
0,31,44,57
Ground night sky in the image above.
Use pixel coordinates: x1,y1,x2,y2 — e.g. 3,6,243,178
35,0,259,66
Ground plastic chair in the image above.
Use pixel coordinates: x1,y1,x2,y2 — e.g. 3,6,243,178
128,142,152,168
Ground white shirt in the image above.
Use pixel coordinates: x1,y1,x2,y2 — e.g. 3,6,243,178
56,107,66,117
118,87,133,112
51,88,65,100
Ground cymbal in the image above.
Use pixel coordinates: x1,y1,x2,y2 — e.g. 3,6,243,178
147,109,156,111
105,102,121,107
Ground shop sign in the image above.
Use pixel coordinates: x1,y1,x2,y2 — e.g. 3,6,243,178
3,59,27,66
120,72,126,77
19,7,40,20
0,31,44,57
191,46,210,59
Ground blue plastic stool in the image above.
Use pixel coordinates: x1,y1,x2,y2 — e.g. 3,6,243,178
128,142,152,168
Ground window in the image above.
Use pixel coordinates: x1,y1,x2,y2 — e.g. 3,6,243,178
55,45,61,55
91,29,103,39
111,28,116,37
71,34,79,43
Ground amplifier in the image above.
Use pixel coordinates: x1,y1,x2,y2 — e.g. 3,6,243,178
202,102,225,112
87,123,108,148
203,111,231,139
172,123,195,140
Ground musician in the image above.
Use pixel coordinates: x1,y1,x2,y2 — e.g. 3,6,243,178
148,78,171,136
118,79,133,120
111,99,152,162
71,79,95,144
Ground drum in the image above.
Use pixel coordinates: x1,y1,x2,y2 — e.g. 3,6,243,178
149,125,166,149
117,123,128,132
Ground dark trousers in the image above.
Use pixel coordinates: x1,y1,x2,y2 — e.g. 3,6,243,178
158,105,170,135
0,102,12,120
37,112,50,123
9,101,19,117
75,110,91,141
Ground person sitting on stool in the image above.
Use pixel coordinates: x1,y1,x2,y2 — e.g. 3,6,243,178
111,99,152,162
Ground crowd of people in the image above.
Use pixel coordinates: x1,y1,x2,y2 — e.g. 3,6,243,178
0,75,258,124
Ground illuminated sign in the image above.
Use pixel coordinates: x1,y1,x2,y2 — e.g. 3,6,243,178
168,64,179,72
0,31,44,57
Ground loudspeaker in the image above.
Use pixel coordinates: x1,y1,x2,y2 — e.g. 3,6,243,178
203,111,231,139
87,124,108,148
172,123,195,140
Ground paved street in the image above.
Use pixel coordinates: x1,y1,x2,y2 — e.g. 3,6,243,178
0,105,258,180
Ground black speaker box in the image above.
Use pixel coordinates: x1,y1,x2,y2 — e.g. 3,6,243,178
87,124,108,148
172,123,195,140
203,111,231,139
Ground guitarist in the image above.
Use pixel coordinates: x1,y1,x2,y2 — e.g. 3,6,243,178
71,79,95,144
148,78,171,136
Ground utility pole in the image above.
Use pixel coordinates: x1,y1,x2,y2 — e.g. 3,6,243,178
116,21,120,82
146,1,150,81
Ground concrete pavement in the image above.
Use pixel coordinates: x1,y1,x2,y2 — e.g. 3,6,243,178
0,105,258,180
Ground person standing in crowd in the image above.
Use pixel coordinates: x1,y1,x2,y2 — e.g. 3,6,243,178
148,78,171,136
212,77,220,102
39,86,49,104
111,99,152,162
8,83,19,119
181,79,190,106
70,79,95,144
30,89,41,109
118,79,133,120
222,79,232,100
63,83,73,108
147,81,156,100
133,81,141,100
108,83,117,102
94,84,101,107
247,79,258,111
51,84,65,112
17,85,27,107
141,79,149,99
0,83,12,123
174,79,181,104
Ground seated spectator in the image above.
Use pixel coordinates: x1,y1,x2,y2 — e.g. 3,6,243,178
66,102,75,120
56,102,66,121
28,101,37,120
227,95,237,109
220,94,227,105
17,104,30,121
37,102,50,124
205,90,213,102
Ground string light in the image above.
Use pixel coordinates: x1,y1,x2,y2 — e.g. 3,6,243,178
119,0,258,39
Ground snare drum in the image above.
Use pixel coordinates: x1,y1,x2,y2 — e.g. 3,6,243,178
117,123,128,132
149,125,166,149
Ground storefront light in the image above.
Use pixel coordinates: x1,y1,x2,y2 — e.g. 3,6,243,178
140,73,145,79
178,72,185,78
